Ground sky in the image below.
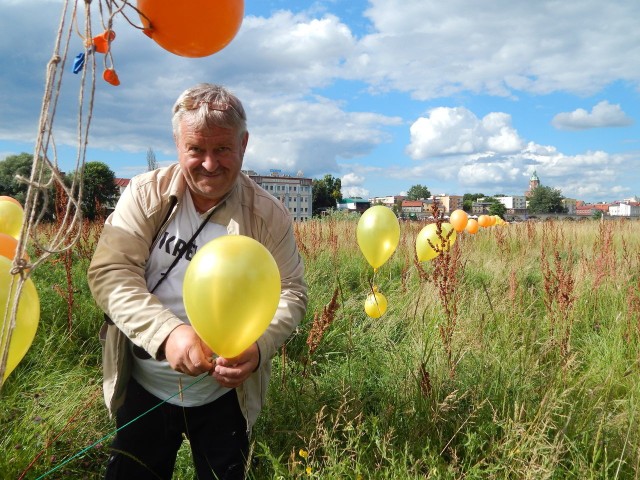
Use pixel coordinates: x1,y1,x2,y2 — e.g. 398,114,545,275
1,0,639,203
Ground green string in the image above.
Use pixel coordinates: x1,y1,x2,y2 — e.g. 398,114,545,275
34,373,210,479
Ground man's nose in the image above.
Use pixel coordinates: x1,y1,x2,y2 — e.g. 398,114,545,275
201,152,219,170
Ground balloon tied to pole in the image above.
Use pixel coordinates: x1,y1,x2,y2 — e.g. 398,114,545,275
356,205,400,319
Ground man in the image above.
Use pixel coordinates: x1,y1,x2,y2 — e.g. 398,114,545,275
88,83,308,479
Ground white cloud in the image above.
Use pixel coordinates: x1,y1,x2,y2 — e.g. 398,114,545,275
347,0,640,99
341,172,365,186
341,172,369,198
342,186,370,198
406,107,522,159
551,101,634,130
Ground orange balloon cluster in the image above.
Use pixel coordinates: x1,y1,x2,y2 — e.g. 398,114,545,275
137,0,244,58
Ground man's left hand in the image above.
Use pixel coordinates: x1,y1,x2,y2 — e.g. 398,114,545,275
212,343,260,388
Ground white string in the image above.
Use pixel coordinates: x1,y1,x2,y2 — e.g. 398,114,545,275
0,0,109,388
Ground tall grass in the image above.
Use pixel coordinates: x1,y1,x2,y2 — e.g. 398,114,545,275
1,216,640,479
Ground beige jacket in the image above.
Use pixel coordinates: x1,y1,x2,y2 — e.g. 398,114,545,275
88,164,307,429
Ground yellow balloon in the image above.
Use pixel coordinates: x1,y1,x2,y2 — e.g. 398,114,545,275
356,206,400,269
0,256,40,381
416,223,456,262
183,235,281,359
0,200,23,239
364,288,387,319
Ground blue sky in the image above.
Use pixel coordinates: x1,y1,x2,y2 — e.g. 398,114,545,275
1,0,639,203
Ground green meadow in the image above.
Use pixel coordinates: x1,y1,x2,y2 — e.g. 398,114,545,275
1,215,639,479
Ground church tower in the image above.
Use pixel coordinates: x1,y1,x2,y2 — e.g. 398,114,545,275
525,170,540,197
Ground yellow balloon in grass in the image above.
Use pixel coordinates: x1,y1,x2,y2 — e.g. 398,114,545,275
183,235,281,359
0,256,40,381
356,206,400,270
416,223,456,262
0,200,23,239
364,287,388,319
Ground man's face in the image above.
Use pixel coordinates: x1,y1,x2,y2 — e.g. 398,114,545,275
176,118,248,211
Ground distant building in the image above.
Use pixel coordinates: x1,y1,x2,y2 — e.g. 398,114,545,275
114,177,130,195
495,195,527,215
432,194,463,213
471,198,494,215
609,202,640,217
370,195,406,208
244,170,313,222
525,170,540,197
337,198,371,213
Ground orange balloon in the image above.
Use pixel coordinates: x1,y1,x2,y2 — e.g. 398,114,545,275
465,219,479,234
478,215,492,228
449,209,468,232
0,196,22,207
137,0,244,58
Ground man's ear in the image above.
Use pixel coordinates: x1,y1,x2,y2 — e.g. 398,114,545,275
241,131,249,156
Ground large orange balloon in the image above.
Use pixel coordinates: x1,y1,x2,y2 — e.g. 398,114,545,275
478,215,492,228
183,235,280,358
465,219,479,234
0,256,40,381
0,201,23,239
449,209,468,233
137,0,244,57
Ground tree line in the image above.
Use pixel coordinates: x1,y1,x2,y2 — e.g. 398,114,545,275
1,155,566,222
0,153,119,221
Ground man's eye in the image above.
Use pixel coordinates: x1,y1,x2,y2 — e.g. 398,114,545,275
216,146,231,153
188,146,202,153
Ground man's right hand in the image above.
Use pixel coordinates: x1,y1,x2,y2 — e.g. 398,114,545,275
162,324,214,376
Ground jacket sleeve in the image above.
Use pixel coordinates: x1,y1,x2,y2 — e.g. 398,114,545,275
87,182,183,359
254,218,308,365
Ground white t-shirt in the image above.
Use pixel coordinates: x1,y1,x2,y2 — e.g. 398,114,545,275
131,191,229,406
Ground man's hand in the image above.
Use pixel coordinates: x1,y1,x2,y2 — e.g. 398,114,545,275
163,324,214,376
212,343,260,388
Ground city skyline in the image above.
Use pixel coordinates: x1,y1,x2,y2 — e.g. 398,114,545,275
1,0,639,203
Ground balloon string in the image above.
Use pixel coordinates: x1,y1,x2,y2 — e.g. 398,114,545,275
34,373,210,479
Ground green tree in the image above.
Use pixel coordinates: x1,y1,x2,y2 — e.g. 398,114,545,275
0,153,33,204
528,185,565,214
147,147,158,171
0,152,58,220
312,174,342,216
462,192,485,211
488,201,507,218
72,161,119,221
407,184,431,201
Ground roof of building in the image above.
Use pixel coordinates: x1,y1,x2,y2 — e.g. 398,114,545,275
402,200,424,207
114,178,130,188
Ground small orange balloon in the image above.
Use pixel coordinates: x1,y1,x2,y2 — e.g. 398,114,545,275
137,0,244,58
0,196,22,207
465,218,479,234
93,30,116,54
103,68,120,86
449,209,468,233
478,215,492,228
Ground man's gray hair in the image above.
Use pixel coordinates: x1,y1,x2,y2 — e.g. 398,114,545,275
172,83,247,137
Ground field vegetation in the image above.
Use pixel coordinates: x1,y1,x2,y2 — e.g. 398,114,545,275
1,214,640,479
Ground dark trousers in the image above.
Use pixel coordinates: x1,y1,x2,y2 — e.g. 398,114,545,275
105,378,249,480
